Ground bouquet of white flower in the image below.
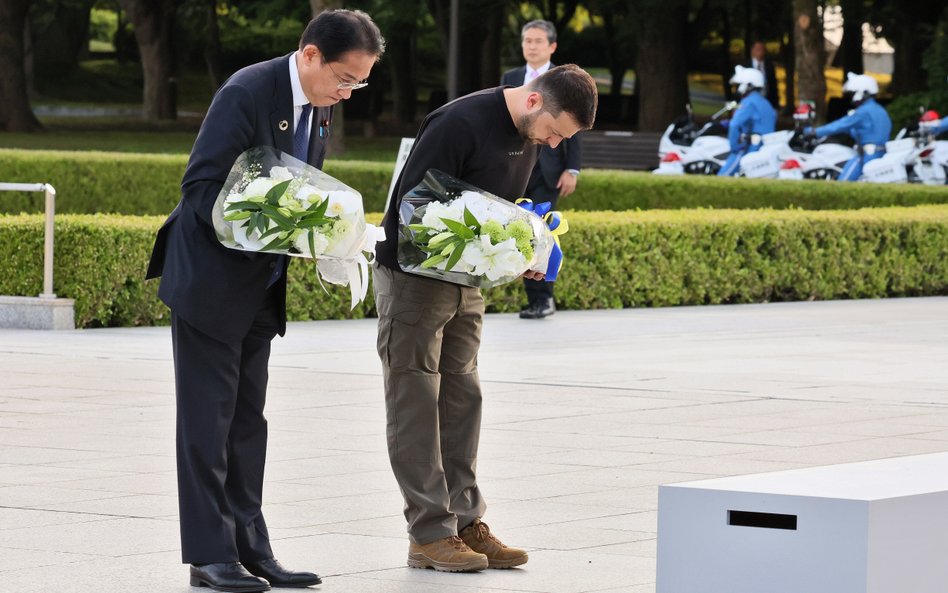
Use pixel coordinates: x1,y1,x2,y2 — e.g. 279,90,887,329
212,146,384,308
396,169,559,288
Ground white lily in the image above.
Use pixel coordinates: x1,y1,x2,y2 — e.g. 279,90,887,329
461,235,526,281
326,190,363,217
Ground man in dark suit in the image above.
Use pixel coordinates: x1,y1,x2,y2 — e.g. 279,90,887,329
145,10,384,592
747,40,780,110
501,19,582,320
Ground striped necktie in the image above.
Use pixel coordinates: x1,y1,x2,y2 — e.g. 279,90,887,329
294,104,312,162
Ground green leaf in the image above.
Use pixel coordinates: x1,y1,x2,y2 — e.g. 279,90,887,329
420,253,447,269
259,204,296,229
463,207,481,231
224,201,263,212
308,230,317,258
265,179,293,205
258,226,286,240
308,197,330,219
223,211,252,221
441,218,475,240
261,234,291,252
408,224,431,233
427,231,456,249
444,242,465,271
297,217,331,229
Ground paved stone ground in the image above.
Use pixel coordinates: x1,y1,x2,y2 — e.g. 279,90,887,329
1,297,947,593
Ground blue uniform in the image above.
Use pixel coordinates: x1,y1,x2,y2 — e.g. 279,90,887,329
930,118,948,136
718,91,777,176
813,98,892,181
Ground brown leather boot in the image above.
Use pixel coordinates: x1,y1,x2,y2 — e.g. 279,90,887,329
407,536,488,572
459,519,529,568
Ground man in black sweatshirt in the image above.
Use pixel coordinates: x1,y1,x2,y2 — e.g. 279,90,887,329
373,65,598,572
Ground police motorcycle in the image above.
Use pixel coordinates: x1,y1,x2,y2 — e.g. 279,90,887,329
926,112,948,181
902,109,948,185
786,73,894,182
653,101,737,175
736,129,794,179
856,114,943,185
776,103,858,180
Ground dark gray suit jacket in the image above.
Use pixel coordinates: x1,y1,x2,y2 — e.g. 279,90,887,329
501,65,582,195
745,58,780,110
146,54,332,342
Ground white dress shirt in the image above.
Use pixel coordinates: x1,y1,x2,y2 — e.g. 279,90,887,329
289,53,313,139
523,61,552,85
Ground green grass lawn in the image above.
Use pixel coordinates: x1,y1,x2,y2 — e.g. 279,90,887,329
0,130,198,154
34,60,215,112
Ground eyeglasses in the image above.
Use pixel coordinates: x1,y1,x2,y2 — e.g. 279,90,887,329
327,62,368,90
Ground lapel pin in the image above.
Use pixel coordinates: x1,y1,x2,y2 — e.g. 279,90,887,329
278,120,289,131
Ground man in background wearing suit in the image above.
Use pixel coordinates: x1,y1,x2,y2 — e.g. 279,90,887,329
145,10,384,592
747,40,780,111
501,19,582,320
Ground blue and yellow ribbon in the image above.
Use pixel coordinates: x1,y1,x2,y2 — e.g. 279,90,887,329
515,198,568,281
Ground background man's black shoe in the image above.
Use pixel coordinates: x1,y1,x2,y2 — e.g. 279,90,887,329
519,302,539,319
534,298,555,318
189,562,270,592
520,298,555,320
243,558,322,588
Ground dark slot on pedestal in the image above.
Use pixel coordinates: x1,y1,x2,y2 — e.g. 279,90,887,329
728,510,797,530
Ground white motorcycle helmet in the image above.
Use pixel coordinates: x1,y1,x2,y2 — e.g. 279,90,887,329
842,72,878,104
730,65,765,97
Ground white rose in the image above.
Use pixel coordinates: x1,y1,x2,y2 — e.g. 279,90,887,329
294,229,329,257
269,166,293,181
420,202,450,231
242,177,274,198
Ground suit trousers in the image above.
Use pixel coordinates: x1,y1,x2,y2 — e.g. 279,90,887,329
373,264,487,544
170,289,279,564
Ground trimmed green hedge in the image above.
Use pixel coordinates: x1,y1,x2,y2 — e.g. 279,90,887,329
2,207,946,328
577,170,948,211
0,149,392,216
2,148,948,215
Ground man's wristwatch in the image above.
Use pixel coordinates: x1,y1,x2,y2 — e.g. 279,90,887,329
566,169,580,177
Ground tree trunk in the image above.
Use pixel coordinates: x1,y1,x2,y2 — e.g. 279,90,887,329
793,0,825,120
428,0,496,97
204,0,223,92
30,0,95,76
781,5,796,113
23,10,36,99
388,33,417,124
635,0,690,131
479,2,503,90
0,0,42,132
887,8,927,95
118,0,177,121
719,7,733,101
835,0,863,74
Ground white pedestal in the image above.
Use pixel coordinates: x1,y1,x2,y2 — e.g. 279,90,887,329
0,295,75,330
657,452,948,593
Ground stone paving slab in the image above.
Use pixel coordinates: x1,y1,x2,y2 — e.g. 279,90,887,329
1,297,947,592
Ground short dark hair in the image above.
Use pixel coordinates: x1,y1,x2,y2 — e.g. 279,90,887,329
521,20,556,44
299,9,385,63
529,64,598,130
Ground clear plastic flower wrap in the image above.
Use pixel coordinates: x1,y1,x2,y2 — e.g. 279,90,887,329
396,169,558,288
212,146,385,308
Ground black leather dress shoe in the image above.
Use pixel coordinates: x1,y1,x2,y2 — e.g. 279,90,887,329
243,558,322,588
520,298,555,320
189,562,270,592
